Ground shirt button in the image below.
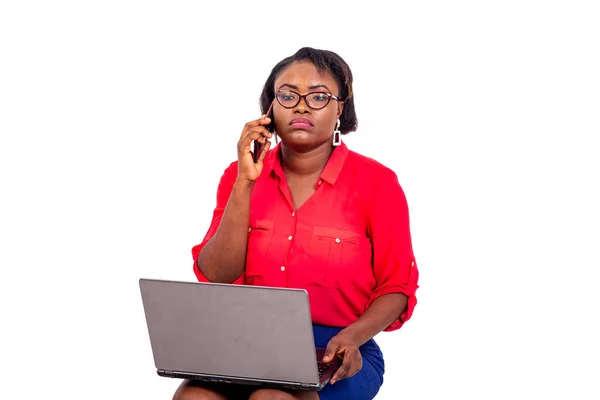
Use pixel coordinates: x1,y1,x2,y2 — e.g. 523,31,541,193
318,180,323,185
335,238,341,243
292,212,295,217
248,228,252,232
280,266,285,271
288,235,293,241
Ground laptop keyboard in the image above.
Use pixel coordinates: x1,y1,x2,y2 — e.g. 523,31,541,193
317,362,333,377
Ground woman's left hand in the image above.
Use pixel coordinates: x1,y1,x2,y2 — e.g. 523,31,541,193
322,331,363,384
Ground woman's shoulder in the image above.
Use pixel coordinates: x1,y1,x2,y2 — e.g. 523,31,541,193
346,149,400,182
216,160,238,181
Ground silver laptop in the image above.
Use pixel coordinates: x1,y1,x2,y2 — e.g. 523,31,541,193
139,278,341,391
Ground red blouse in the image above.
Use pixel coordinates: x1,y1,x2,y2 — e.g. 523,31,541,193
192,142,419,331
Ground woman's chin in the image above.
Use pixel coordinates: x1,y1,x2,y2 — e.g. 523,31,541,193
281,137,332,153
280,131,315,146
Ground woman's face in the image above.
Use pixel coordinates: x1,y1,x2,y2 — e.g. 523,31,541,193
273,61,343,151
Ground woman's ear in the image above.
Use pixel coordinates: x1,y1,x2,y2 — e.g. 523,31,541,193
336,102,344,119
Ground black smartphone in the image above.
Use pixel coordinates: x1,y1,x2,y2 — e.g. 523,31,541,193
253,100,274,163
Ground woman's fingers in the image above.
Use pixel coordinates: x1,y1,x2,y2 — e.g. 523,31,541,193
240,117,272,138
236,116,273,182
257,140,272,163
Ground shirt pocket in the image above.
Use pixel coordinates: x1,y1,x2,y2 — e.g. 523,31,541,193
307,226,365,289
245,219,274,281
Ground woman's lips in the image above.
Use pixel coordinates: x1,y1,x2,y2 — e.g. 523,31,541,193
290,118,313,129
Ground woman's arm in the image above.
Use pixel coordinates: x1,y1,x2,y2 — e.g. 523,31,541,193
197,180,254,283
323,168,418,384
321,293,407,384
197,116,272,283
340,292,408,346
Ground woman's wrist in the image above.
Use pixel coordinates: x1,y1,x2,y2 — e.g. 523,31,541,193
233,179,255,192
337,326,364,348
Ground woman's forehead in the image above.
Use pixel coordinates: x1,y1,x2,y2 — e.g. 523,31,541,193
275,61,338,91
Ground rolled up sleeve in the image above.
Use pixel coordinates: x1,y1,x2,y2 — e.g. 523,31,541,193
192,161,245,285
366,169,419,331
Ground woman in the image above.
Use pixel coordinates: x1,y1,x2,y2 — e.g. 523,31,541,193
174,47,419,400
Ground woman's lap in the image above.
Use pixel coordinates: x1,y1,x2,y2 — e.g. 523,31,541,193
175,325,385,400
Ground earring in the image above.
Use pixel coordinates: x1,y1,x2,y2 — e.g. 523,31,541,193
332,119,341,146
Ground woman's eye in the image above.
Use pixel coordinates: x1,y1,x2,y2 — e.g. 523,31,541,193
281,92,296,101
311,93,327,102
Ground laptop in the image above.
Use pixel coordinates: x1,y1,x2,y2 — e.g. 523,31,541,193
139,278,341,391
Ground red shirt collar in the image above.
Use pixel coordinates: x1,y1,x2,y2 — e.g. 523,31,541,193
264,141,349,185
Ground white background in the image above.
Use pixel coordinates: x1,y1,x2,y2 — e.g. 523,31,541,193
1,1,599,399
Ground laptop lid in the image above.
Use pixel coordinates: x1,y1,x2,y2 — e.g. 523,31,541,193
139,278,321,386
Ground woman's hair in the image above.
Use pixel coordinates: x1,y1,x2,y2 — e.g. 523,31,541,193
259,47,358,134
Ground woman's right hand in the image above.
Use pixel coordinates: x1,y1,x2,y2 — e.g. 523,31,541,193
236,116,272,183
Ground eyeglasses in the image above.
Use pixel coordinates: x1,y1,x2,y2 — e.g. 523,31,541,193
275,89,341,110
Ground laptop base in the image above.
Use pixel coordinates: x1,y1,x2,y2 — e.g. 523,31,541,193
157,369,325,391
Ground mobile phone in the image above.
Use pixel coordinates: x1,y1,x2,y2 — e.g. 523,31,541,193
253,100,274,163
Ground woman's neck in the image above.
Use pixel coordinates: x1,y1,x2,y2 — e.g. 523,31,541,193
280,142,334,177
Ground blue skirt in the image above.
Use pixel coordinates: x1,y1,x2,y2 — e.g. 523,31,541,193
313,325,384,400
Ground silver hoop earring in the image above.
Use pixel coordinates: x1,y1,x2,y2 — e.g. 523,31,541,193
332,119,341,146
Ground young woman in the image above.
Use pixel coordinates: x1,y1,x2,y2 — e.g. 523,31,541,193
175,47,419,400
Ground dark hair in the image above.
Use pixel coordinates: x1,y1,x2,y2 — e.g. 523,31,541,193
259,47,358,134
